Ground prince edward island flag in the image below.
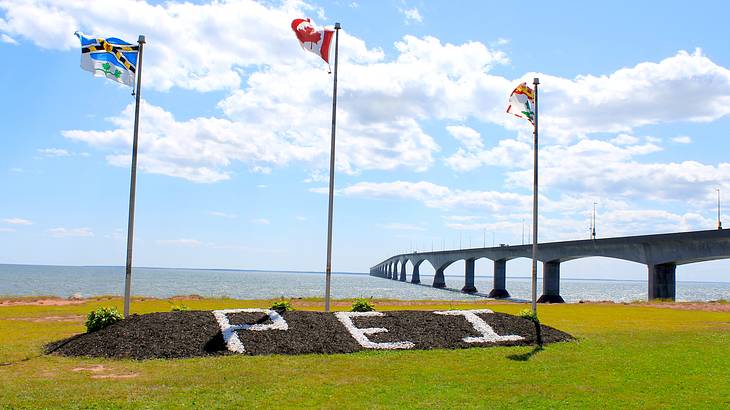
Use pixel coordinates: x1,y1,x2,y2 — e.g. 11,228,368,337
75,32,138,88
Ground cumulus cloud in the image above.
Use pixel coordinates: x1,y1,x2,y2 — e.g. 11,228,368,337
400,7,423,24
3,218,32,225
672,136,692,144
37,148,70,157
48,227,94,238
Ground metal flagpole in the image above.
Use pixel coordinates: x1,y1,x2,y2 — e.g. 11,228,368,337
531,77,539,315
123,35,146,318
324,23,341,312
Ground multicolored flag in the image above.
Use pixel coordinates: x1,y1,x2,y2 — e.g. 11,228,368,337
75,32,138,88
506,82,536,124
291,18,334,66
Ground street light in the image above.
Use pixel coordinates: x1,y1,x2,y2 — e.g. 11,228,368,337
592,202,597,240
718,188,723,230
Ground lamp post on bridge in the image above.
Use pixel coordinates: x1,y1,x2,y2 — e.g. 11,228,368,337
718,188,723,230
592,202,597,240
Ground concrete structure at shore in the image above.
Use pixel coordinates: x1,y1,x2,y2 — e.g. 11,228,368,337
370,229,730,302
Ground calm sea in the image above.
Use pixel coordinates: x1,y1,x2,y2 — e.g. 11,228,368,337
1,264,729,302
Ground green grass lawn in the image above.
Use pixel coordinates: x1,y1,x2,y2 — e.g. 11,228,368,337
1,297,728,409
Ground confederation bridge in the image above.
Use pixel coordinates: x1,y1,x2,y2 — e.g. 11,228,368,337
370,229,730,302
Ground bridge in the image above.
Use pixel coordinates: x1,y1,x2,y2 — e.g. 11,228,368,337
370,229,730,302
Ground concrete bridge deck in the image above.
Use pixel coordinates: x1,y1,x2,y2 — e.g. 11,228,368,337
370,229,730,302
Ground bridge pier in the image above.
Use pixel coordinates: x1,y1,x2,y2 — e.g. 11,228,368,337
411,262,421,284
400,263,407,281
392,263,399,280
488,259,510,298
648,262,676,300
537,260,565,303
387,264,392,279
433,267,446,288
461,259,477,293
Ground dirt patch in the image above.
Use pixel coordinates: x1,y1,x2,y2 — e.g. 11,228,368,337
579,300,730,312
72,364,138,379
7,315,85,323
47,310,572,359
0,298,86,307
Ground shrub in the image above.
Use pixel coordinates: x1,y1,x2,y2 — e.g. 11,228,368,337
171,304,190,312
85,307,123,332
351,298,375,312
517,308,542,347
270,300,294,312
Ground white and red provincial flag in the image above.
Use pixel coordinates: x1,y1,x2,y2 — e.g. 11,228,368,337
291,18,334,65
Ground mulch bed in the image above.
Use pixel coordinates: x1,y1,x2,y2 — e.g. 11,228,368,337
47,310,572,359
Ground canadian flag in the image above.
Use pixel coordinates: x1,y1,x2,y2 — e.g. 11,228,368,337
291,18,334,64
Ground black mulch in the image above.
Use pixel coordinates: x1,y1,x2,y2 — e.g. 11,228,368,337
47,310,572,360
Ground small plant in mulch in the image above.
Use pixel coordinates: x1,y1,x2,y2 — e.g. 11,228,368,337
270,300,294,312
171,304,190,312
518,308,543,347
85,307,123,333
351,298,375,312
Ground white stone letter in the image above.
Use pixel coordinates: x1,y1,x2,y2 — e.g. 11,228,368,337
212,308,289,353
434,309,523,343
335,311,415,350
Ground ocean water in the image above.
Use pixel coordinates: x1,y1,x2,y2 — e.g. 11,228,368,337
1,264,729,303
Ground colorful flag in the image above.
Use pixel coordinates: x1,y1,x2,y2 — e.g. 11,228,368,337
506,82,536,124
75,32,138,88
291,18,334,65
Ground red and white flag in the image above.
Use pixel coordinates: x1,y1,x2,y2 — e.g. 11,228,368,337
291,18,334,66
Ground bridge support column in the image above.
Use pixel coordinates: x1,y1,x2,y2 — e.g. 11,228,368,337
400,263,407,281
461,259,477,293
387,264,392,279
488,259,510,299
648,262,676,301
411,263,421,284
392,263,399,280
433,267,446,288
538,260,565,303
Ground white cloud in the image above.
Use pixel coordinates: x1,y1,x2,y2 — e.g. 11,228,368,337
0,33,17,44
156,238,202,247
37,148,70,157
339,180,530,212
3,218,32,225
0,0,383,92
672,136,692,144
48,227,94,238
610,134,641,145
0,227,16,232
252,218,270,225
446,125,483,150
377,222,425,231
400,7,423,24
538,49,730,142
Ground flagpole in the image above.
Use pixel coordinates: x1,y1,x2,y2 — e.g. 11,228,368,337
324,23,341,312
123,35,145,318
531,77,539,315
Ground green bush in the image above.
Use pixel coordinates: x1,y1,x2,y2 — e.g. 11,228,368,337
85,307,123,332
517,308,539,323
270,300,294,312
171,304,190,312
517,308,543,347
351,298,375,312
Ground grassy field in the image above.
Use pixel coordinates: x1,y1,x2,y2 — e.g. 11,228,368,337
0,297,728,409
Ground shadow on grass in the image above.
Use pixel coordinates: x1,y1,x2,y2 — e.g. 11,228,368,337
507,345,544,362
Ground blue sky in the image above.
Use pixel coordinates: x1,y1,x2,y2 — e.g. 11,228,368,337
1,0,729,282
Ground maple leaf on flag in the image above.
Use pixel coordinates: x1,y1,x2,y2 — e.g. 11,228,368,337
291,18,334,66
